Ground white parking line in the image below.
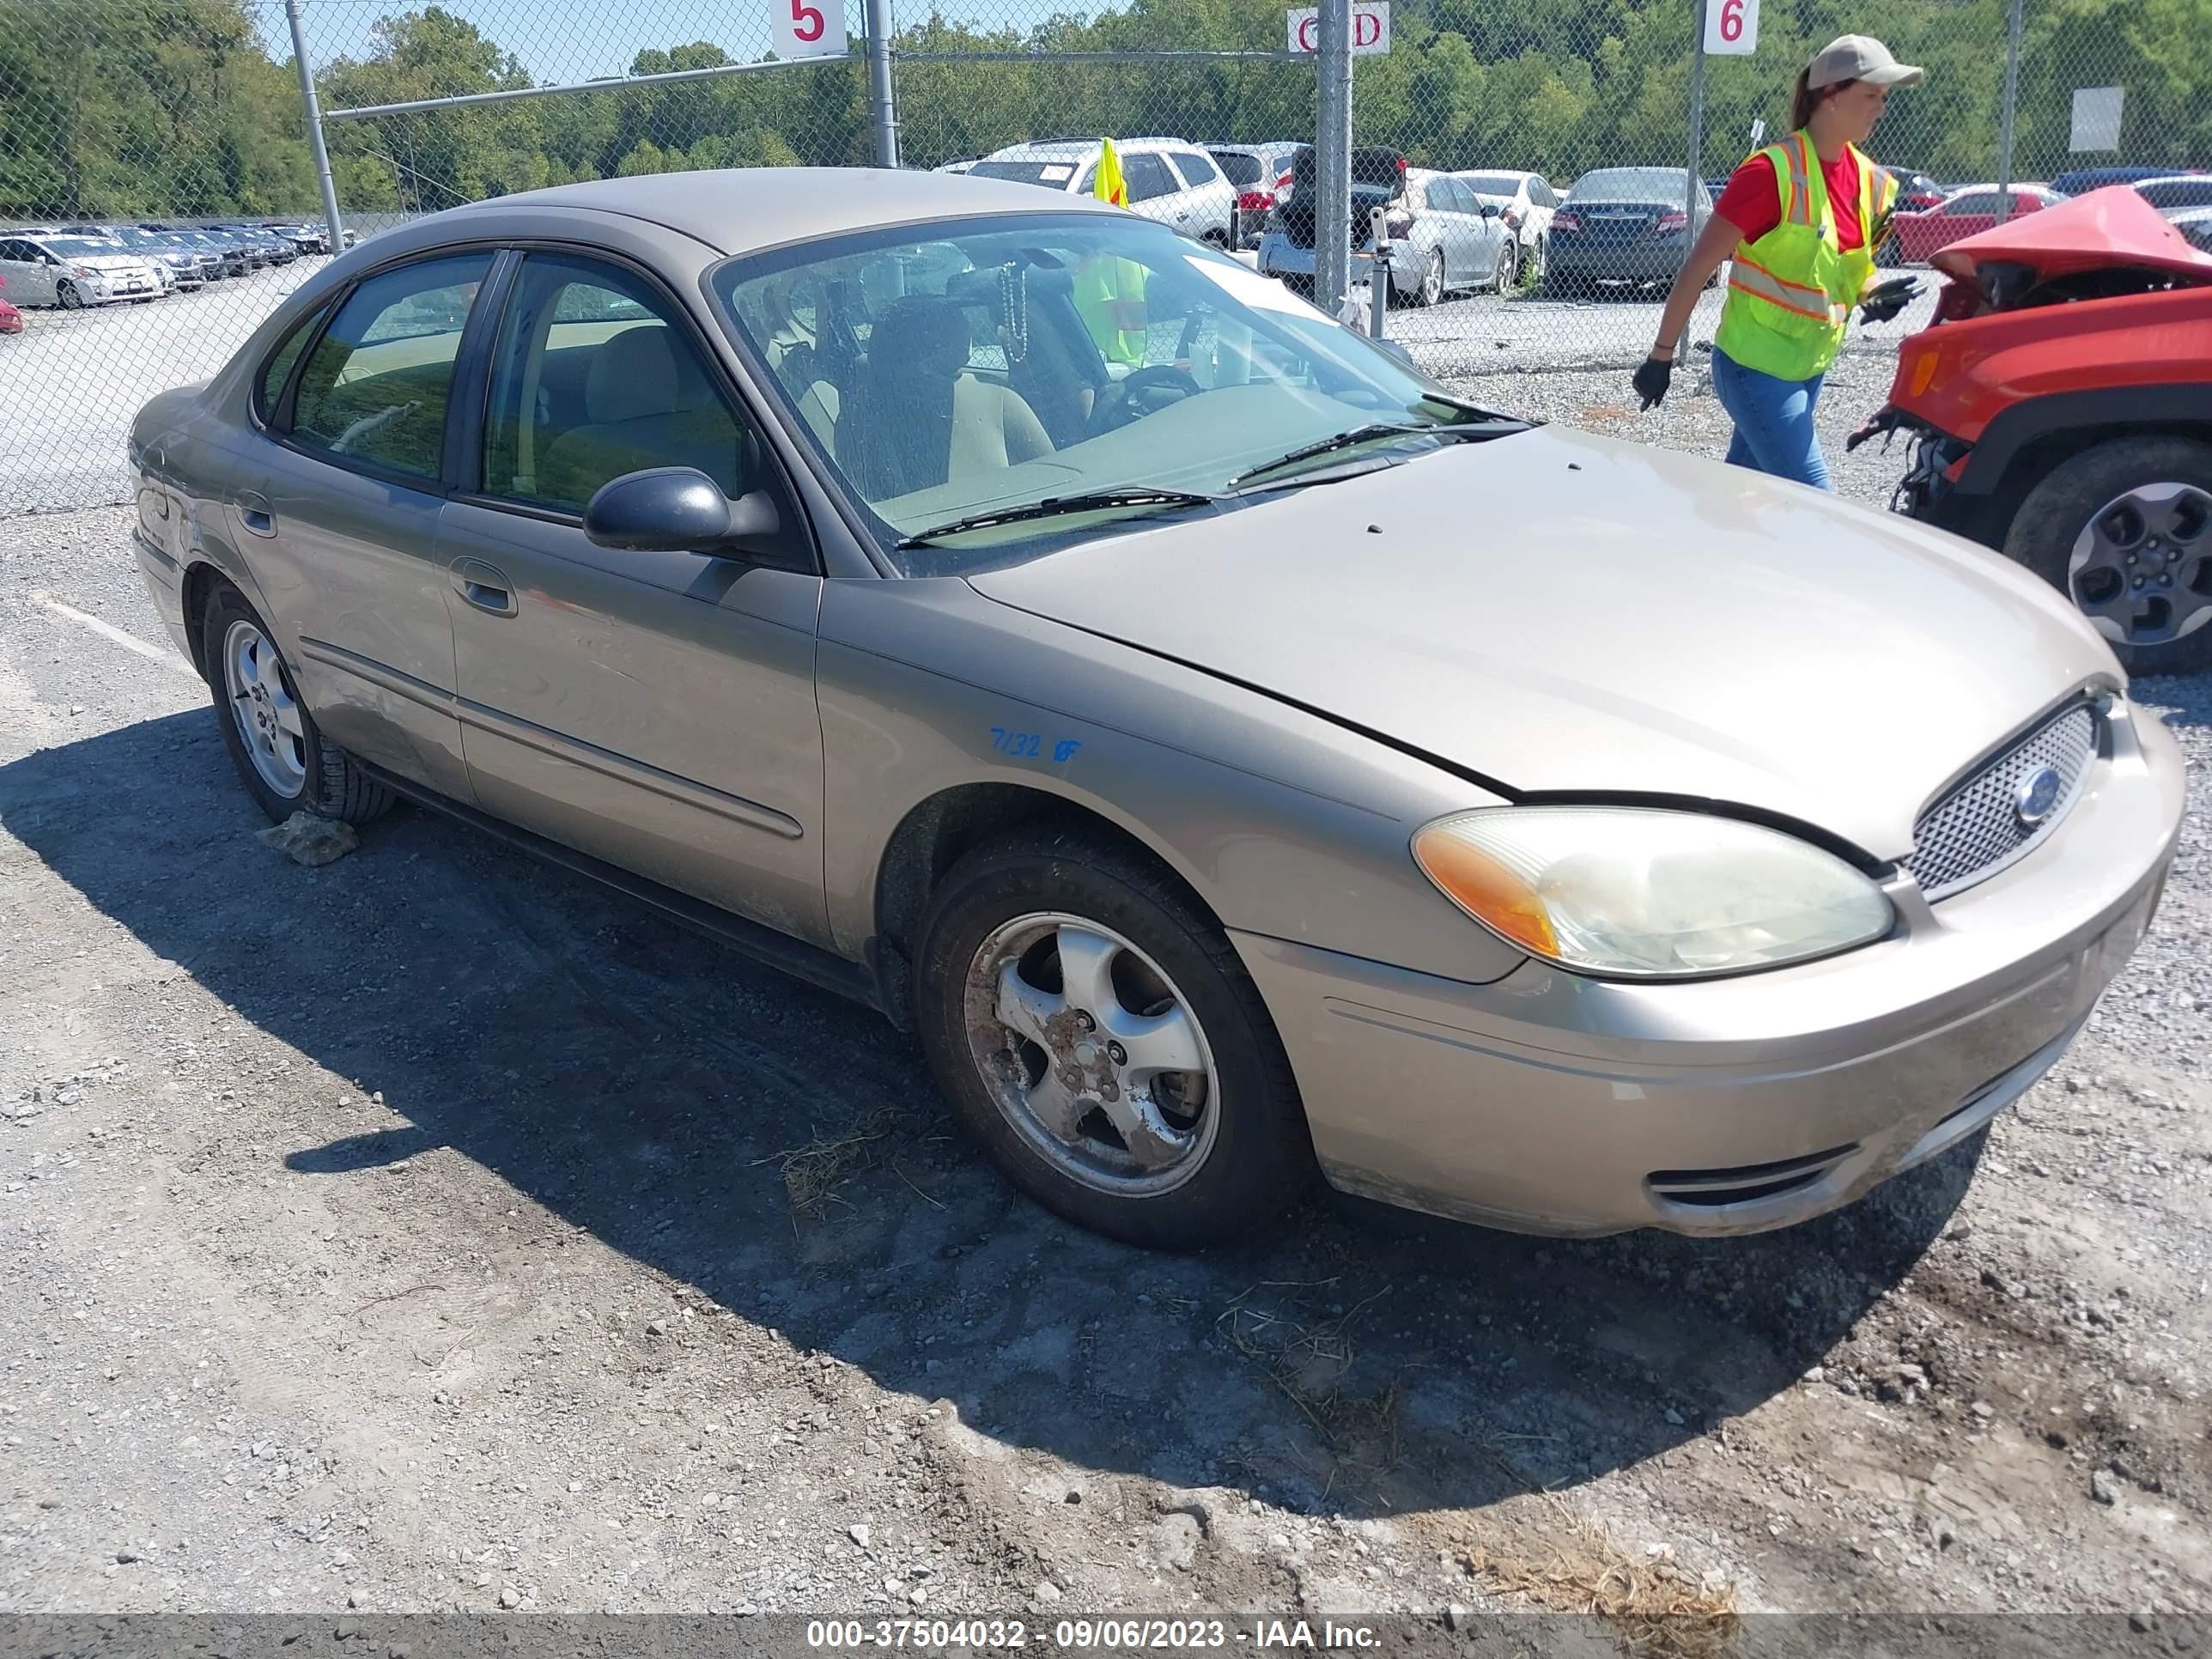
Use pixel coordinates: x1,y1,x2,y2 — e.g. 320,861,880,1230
27,589,201,680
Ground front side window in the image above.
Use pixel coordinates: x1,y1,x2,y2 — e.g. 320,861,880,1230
1124,154,1180,203
289,252,491,482
714,211,1501,573
481,252,749,514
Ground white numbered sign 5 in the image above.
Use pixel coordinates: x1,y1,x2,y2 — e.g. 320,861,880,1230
775,0,847,59
1703,0,1757,55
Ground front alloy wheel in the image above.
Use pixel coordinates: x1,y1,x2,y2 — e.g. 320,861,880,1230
915,831,1315,1249
963,913,1219,1196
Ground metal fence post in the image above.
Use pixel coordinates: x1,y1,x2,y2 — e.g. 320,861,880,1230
1678,0,1707,356
1993,0,2025,224
865,0,900,168
283,0,346,254
1315,0,1352,319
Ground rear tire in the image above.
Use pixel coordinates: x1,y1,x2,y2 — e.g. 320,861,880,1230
199,580,395,825
1412,248,1443,307
2002,436,2212,675
1492,235,1518,294
914,829,1316,1249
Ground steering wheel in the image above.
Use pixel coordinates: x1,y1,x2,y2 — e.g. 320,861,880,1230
1088,364,1206,436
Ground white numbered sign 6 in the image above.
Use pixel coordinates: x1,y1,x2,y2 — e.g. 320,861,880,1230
1703,0,1757,55
775,0,847,59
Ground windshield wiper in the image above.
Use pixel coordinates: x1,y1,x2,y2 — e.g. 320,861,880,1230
1228,420,1512,491
896,487,1222,547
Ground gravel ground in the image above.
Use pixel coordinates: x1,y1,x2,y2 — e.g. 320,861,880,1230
2,375,2209,1636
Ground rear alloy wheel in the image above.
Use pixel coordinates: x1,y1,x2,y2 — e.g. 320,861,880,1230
1527,234,1547,287
2005,436,2212,674
200,580,394,825
56,281,83,309
915,830,1314,1249
1493,235,1519,294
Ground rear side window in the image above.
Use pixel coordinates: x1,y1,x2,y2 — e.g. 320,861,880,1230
254,303,329,423
1945,192,1996,216
1170,151,1218,187
288,252,492,483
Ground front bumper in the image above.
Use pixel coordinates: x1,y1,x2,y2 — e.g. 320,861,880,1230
1233,700,2185,1237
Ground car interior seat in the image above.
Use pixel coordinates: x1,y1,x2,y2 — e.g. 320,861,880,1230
537,325,744,508
835,295,1054,501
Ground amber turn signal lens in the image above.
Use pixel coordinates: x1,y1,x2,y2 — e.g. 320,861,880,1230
1410,826,1559,957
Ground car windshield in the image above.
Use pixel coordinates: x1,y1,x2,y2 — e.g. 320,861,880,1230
1461,173,1524,198
967,160,1083,188
1571,168,1696,202
40,238,119,258
713,210,1510,574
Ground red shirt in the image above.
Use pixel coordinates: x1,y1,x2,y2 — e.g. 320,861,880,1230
1714,145,1865,252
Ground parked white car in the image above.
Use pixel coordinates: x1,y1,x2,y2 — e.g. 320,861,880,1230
1455,169,1560,286
965,138,1238,245
0,233,162,307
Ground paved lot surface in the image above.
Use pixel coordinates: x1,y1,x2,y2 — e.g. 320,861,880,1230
2,353,2210,1637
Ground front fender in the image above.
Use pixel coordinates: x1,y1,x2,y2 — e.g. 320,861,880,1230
816,578,1528,988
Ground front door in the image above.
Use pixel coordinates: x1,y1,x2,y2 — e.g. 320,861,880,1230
249,250,495,804
437,250,830,946
0,240,57,306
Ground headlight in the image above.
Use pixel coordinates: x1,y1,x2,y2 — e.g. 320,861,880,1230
1411,806,1894,980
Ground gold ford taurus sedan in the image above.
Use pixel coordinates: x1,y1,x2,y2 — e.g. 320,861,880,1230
126,168,2185,1249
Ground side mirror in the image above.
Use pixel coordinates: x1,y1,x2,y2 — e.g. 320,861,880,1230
583,467,781,556
1371,336,1416,368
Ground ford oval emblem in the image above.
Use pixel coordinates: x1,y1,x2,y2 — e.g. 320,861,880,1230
2014,765,2063,828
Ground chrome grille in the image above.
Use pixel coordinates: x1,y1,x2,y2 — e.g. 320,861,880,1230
1905,702,2100,902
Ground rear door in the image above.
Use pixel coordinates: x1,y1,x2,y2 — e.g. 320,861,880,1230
434,248,830,944
0,240,53,306
248,249,497,805
1124,152,1188,231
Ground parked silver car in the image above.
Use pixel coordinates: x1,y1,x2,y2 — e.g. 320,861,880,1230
64,223,210,289
1390,167,1516,302
0,232,161,306
129,169,2184,1249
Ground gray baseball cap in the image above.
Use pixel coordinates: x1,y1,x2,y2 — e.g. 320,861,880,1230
1808,34,1925,89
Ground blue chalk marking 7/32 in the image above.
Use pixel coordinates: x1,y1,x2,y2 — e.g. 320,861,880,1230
990,727,1084,763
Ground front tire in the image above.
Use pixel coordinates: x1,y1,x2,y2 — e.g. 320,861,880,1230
199,581,394,824
914,830,1315,1249
2002,437,2212,675
56,282,83,310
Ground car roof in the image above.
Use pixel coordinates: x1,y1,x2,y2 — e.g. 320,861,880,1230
424,166,1124,255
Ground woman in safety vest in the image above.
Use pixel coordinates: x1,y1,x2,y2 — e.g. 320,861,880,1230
1631,35,1925,489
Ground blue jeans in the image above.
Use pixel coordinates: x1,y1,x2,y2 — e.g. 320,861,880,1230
1711,348,1831,490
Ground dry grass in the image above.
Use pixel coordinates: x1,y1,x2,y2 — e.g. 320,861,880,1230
1450,1502,1741,1659
751,1107,911,1227
1216,1278,1409,1482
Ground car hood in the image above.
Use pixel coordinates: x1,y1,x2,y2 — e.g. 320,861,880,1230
964,425,2119,860
1932,185,2212,284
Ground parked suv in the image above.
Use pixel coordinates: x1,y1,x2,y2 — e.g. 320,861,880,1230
965,138,1237,245
1208,141,1304,247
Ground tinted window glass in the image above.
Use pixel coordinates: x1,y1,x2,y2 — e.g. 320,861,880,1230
1170,151,1218,186
1125,153,1179,203
1945,193,1996,215
256,304,327,422
1462,173,1522,198
289,252,490,482
483,253,746,514
1212,151,1264,187
1571,167,1692,202
968,159,1082,188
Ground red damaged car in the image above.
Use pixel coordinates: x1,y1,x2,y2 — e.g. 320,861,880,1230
0,274,21,335
1854,186,2212,673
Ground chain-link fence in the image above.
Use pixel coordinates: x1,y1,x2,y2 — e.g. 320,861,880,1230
2,0,2205,514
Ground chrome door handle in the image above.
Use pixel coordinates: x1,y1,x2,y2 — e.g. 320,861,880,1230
449,557,517,617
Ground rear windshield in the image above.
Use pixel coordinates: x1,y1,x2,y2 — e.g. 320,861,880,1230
1212,151,1265,186
1461,173,1523,197
967,160,1081,188
1571,168,1698,202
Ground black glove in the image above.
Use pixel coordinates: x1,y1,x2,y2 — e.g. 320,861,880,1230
1858,276,1922,325
1632,355,1674,410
